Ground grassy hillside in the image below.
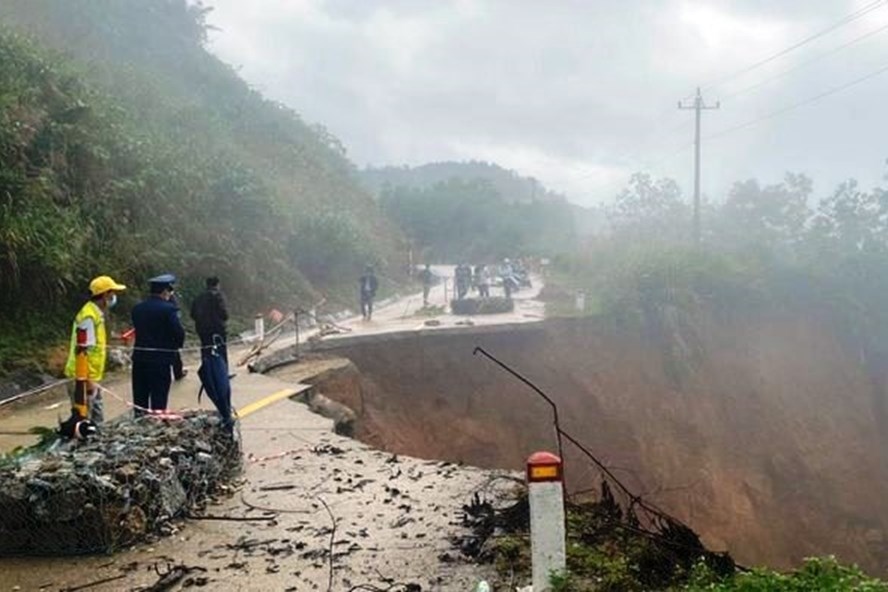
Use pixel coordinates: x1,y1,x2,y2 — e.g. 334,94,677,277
0,0,406,373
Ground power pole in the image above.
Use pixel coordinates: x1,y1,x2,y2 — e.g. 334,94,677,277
678,88,719,245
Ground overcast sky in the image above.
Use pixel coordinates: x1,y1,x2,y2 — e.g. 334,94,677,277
204,0,888,206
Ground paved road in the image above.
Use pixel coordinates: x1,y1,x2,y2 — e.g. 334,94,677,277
324,266,545,340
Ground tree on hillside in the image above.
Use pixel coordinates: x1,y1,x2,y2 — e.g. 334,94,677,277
718,173,812,255
808,179,886,256
363,161,567,204
380,177,579,261
608,173,688,243
380,178,501,259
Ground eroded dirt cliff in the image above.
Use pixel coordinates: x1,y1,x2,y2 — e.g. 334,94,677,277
307,314,888,573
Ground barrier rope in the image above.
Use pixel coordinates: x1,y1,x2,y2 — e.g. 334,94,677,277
0,378,74,407
97,384,189,420
81,311,298,355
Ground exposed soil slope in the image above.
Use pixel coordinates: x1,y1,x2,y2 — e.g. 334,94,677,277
313,316,888,573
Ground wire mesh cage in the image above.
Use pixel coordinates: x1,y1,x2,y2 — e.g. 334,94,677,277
0,411,242,556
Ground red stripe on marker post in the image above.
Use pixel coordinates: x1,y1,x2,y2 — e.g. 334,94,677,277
527,451,563,483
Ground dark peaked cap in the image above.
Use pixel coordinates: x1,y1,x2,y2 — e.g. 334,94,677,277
148,273,177,290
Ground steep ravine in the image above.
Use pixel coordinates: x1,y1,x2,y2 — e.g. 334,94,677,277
295,316,888,574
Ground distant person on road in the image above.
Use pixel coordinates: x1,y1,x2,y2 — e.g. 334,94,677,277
455,263,471,300
418,263,433,306
501,258,516,299
359,265,379,320
64,275,127,425
131,274,185,416
191,276,230,366
476,264,491,298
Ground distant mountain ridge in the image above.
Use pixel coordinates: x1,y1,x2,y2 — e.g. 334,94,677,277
361,161,566,204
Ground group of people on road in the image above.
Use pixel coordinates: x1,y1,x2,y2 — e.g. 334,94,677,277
64,274,230,424
456,261,521,300
415,260,528,305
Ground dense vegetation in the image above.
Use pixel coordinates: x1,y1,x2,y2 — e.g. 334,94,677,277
0,0,405,373
375,173,597,262
363,160,567,204
551,171,888,348
487,491,888,591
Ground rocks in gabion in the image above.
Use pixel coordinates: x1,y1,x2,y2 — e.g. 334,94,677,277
0,412,241,556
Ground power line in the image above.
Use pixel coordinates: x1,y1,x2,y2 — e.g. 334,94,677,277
570,4,887,191
565,54,887,201
707,59,888,141
551,3,888,202
555,136,690,185
721,20,888,101
558,142,692,204
691,0,888,97
557,107,697,185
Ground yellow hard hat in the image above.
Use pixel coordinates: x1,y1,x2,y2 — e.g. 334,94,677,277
89,275,127,296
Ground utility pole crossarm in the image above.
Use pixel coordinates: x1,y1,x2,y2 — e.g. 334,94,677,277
678,87,719,246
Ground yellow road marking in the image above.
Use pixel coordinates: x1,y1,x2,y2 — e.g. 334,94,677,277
237,388,299,419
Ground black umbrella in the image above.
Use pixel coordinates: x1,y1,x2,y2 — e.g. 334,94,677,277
197,341,234,432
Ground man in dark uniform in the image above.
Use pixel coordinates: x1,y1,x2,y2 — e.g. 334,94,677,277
131,274,185,416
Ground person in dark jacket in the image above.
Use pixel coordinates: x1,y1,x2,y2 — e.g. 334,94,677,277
418,263,433,306
455,263,471,300
359,265,378,320
190,276,229,365
131,274,185,415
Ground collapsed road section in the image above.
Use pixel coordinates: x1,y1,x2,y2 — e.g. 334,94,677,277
263,315,888,574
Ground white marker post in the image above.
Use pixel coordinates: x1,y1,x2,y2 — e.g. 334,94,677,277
254,313,265,342
527,451,566,591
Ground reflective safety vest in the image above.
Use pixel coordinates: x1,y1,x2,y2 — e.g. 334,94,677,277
64,301,107,381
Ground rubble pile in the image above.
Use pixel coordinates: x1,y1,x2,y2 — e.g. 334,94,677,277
0,412,241,556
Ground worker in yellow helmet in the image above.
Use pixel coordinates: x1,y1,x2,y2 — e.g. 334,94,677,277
64,275,127,424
